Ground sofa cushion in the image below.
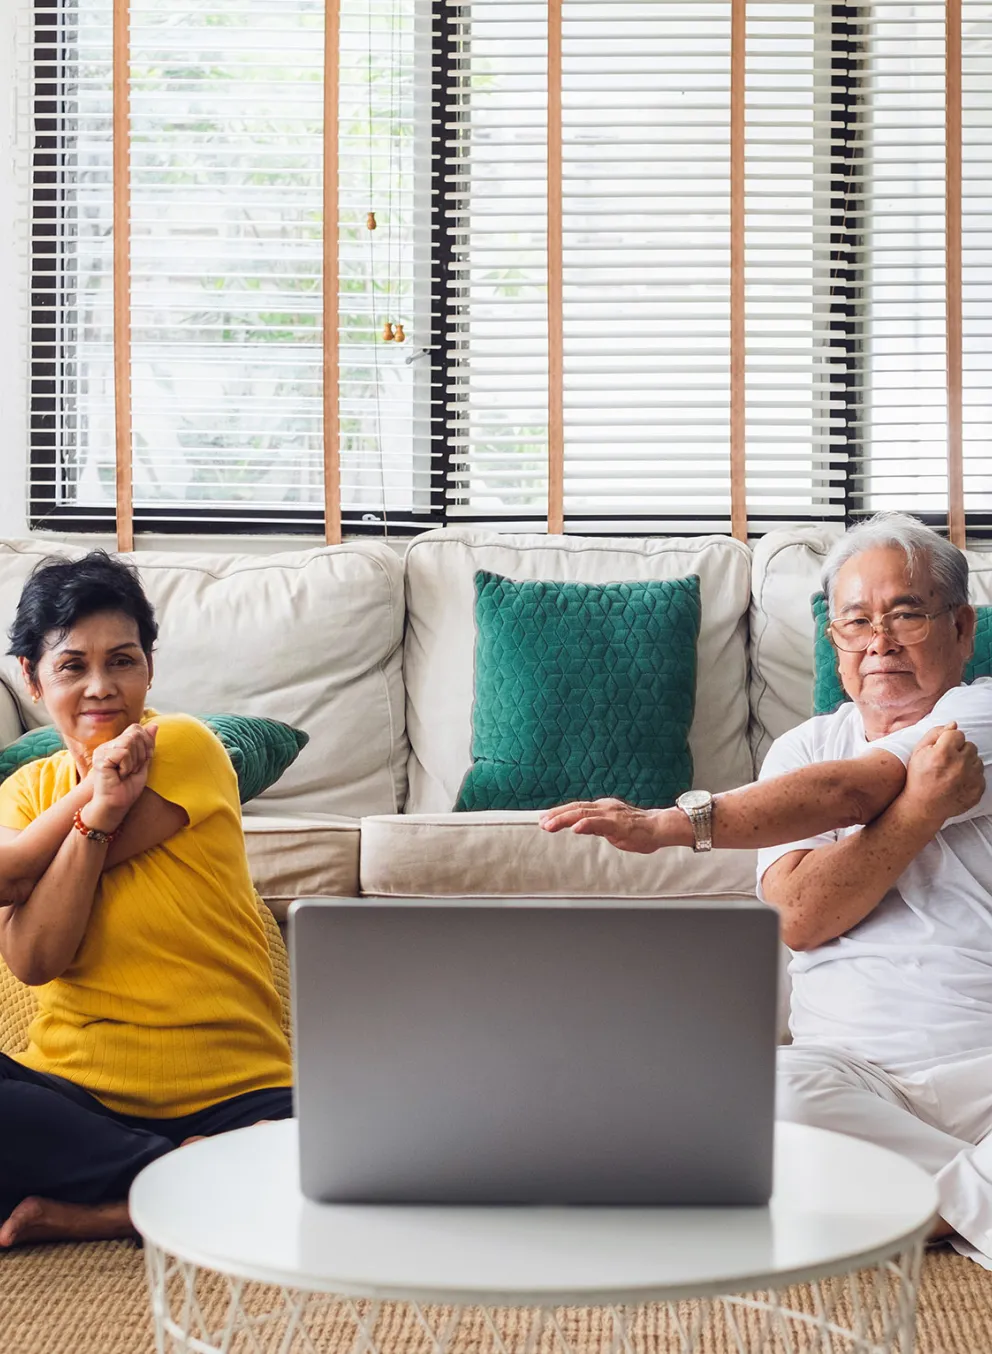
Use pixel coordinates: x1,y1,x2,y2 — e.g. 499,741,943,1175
456,571,701,811
750,526,992,769
360,811,758,899
0,540,407,818
748,526,844,770
241,812,361,922
0,680,22,751
404,530,753,812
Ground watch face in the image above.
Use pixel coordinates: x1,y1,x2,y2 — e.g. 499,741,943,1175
678,790,712,811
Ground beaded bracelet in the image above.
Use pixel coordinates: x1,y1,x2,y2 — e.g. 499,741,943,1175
72,807,122,846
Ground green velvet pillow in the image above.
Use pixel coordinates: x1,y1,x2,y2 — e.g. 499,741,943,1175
811,591,992,715
455,570,701,811
0,726,64,783
201,715,309,804
0,715,308,805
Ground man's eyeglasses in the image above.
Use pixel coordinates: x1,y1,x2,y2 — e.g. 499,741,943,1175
827,605,955,653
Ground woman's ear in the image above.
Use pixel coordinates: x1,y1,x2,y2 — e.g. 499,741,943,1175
18,656,41,705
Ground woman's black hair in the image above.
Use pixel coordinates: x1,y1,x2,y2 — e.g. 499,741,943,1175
7,551,159,677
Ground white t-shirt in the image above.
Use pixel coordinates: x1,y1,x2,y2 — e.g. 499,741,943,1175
757,679,992,1072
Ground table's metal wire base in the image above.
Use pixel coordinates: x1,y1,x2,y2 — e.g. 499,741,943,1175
144,1241,924,1354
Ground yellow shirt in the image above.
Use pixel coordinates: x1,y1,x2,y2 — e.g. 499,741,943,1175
0,712,292,1117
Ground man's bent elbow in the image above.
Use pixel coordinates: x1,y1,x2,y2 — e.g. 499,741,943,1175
838,754,907,827
779,918,819,952
765,897,828,952
831,773,890,829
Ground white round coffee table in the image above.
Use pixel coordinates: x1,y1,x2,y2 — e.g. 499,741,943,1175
130,1120,937,1354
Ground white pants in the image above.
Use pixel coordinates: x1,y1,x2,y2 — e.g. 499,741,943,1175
777,1044,992,1267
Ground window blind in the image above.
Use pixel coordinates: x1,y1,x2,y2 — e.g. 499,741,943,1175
30,0,992,541
442,0,550,530
962,0,992,517
850,1,950,518
30,0,433,536
442,0,849,535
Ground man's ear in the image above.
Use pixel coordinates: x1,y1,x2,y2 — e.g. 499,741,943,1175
955,603,977,659
18,656,41,703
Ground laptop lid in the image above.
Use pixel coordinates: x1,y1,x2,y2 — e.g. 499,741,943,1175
290,898,779,1206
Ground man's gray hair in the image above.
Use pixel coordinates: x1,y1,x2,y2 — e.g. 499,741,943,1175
821,512,969,612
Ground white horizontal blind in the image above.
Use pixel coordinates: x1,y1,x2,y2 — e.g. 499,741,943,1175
443,0,848,532
29,0,116,531
743,1,844,531
561,0,734,533
30,0,431,534
962,0,992,515
851,1,949,516
443,0,550,527
128,0,327,528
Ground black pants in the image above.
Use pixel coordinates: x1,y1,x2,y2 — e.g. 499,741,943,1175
0,1052,293,1219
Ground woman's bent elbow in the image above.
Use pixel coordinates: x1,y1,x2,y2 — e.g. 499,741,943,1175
3,948,64,987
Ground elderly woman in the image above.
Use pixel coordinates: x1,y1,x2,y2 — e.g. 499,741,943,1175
0,551,292,1247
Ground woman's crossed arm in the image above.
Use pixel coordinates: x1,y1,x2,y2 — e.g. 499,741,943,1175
0,724,188,985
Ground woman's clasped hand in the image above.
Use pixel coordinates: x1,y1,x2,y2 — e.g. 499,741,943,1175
83,722,159,834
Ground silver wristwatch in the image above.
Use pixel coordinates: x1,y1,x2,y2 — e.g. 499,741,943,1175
675,789,714,853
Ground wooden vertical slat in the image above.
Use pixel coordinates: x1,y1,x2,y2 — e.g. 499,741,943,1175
547,0,564,535
112,0,133,551
947,0,964,549
323,0,342,544
729,0,746,542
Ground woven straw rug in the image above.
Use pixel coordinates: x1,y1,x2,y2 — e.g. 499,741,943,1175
0,1241,989,1354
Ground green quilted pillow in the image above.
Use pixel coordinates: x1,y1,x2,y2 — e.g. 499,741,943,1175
455,570,701,811
0,726,64,782
0,715,308,805
200,715,309,804
811,591,992,715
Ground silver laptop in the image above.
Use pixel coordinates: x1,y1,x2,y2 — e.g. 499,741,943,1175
289,898,779,1206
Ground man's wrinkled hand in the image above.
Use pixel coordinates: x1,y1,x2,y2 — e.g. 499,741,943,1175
904,721,985,825
538,798,667,853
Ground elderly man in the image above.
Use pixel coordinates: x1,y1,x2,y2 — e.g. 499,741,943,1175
541,513,992,1265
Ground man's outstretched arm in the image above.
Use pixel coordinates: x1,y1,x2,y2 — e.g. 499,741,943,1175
539,721,983,855
539,747,910,851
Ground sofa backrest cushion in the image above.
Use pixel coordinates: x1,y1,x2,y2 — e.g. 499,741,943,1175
0,679,21,750
0,540,407,818
748,526,844,770
403,529,754,813
749,525,992,770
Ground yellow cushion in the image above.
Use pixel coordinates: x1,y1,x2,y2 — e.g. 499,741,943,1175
0,958,35,1057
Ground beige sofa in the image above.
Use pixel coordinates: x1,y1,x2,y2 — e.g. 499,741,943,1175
5,526,992,917
7,528,992,1354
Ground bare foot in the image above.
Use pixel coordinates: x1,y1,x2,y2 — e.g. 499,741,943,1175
929,1216,956,1242
0,1196,135,1248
